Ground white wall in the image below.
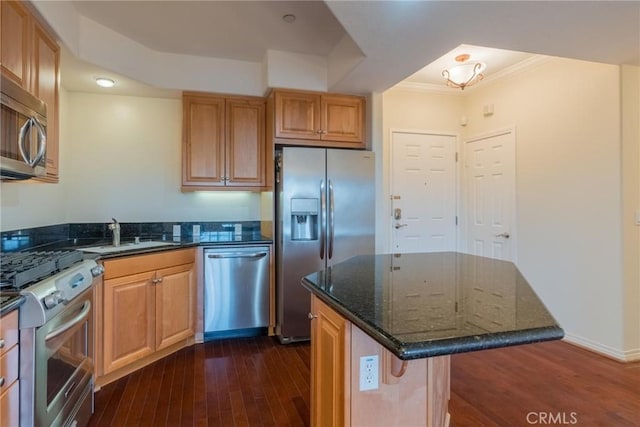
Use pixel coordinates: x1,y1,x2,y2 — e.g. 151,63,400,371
1,91,264,232
463,58,625,358
64,92,262,223
621,65,640,359
381,58,636,360
0,88,70,231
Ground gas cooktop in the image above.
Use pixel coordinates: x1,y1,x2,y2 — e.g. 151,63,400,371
0,250,84,291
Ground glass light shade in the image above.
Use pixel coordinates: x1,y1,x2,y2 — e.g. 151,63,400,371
442,62,486,90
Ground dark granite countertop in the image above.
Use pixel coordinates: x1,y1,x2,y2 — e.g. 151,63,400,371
0,294,25,316
15,233,272,260
301,252,563,360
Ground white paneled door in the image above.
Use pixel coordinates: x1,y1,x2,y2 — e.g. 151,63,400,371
390,131,457,253
463,130,516,261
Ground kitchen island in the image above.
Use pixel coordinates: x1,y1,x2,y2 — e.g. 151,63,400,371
301,252,563,427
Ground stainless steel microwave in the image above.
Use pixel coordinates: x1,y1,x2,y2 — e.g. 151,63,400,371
1,74,47,180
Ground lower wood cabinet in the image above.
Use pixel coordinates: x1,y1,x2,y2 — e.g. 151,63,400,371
0,310,19,427
309,295,451,427
98,249,196,383
310,295,348,427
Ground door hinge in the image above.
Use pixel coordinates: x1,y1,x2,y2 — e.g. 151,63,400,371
455,152,459,162
455,216,458,226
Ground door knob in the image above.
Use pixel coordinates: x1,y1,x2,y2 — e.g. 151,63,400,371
495,232,510,239
394,223,408,229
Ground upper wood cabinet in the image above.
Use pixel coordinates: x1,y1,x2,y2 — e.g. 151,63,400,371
0,0,30,89
0,0,60,182
31,20,60,180
269,89,365,149
182,92,267,191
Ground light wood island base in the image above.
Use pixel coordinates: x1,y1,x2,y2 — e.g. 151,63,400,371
311,295,450,427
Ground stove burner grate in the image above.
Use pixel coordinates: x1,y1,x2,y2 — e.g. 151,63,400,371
0,250,85,290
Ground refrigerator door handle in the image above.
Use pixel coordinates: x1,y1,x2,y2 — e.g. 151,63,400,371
320,179,326,260
328,179,335,259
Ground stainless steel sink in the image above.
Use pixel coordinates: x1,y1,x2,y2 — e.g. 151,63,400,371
78,240,180,254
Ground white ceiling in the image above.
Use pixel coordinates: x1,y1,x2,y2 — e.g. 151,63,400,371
71,1,347,62
39,0,640,97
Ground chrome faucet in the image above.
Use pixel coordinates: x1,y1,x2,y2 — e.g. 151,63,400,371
108,218,121,246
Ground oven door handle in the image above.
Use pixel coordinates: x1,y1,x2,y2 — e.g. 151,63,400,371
45,301,91,342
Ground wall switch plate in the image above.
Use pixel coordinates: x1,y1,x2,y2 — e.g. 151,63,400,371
173,224,181,237
359,355,379,391
192,224,200,238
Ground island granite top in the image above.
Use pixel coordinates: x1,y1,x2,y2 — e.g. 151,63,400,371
301,252,564,360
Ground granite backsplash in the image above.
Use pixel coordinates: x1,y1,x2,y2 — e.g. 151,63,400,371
1,221,265,252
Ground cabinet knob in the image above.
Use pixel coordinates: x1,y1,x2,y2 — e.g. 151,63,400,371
0,377,5,388
0,338,4,349
308,313,318,320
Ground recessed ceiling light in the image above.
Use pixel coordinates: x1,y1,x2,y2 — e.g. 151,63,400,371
95,77,115,88
282,14,296,23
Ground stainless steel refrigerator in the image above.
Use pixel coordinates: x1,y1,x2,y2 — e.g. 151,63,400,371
275,147,375,342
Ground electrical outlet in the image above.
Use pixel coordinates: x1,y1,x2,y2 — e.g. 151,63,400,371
172,224,181,237
359,355,379,391
192,224,200,238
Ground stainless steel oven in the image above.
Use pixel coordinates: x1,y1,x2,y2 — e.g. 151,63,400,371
0,251,102,427
21,288,94,427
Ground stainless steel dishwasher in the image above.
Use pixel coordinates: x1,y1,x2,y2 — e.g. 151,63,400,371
204,246,270,340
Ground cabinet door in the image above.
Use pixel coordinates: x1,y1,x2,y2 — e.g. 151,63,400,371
182,95,225,187
155,263,195,350
321,95,364,145
311,295,348,427
103,272,155,374
226,98,266,187
0,0,30,88
0,381,19,427
31,21,60,180
274,91,321,140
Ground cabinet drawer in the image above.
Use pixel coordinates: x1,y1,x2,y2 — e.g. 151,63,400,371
0,345,18,390
104,248,195,279
0,311,18,357
0,380,19,427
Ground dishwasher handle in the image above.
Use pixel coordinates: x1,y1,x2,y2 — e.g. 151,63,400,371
207,252,268,259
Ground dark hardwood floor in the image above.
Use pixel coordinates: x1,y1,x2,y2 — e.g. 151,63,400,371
89,338,640,427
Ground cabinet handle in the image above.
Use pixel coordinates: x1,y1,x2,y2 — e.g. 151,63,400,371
0,338,4,349
316,130,322,134
0,377,4,387
308,313,318,320
152,278,163,284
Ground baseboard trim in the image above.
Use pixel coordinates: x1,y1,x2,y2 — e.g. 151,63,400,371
563,334,640,362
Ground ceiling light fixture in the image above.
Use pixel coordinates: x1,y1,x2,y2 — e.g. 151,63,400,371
282,14,296,23
95,77,115,88
442,54,486,90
